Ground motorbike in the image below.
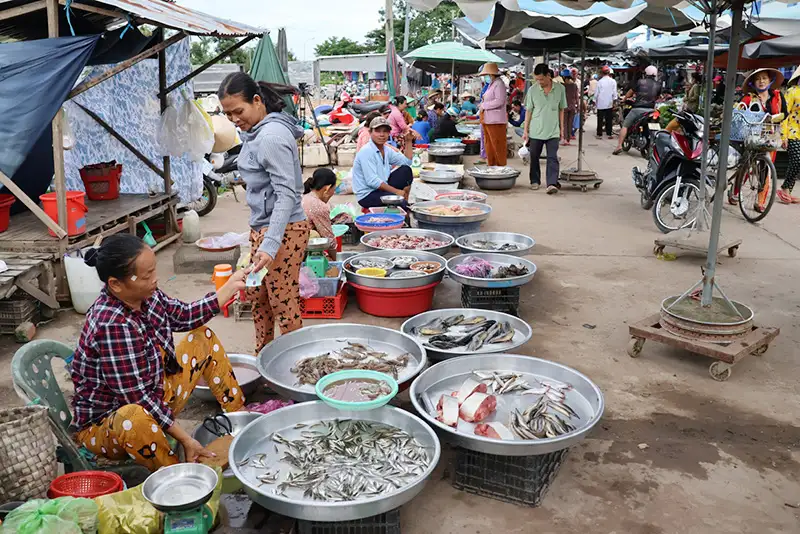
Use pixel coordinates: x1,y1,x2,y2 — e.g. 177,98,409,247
192,144,243,217
632,110,710,233
621,107,660,159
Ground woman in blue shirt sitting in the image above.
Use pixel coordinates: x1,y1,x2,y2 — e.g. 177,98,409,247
411,110,431,144
460,93,478,115
352,117,413,208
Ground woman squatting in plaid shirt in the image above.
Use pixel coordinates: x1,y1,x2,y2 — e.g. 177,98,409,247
71,234,248,471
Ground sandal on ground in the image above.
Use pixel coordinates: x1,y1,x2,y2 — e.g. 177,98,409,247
612,148,622,155
778,189,793,204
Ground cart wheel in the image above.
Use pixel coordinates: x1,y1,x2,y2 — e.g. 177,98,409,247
653,245,665,256
593,182,601,189
627,337,645,358
709,361,732,381
580,185,588,192
728,246,738,258
753,344,769,356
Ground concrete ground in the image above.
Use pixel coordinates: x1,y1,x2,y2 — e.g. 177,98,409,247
2,115,799,533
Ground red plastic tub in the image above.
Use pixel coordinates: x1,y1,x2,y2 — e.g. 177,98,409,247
349,281,440,317
0,194,16,233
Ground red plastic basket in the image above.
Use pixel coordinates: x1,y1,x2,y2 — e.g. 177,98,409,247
48,471,124,499
79,163,122,201
349,281,439,317
301,284,348,319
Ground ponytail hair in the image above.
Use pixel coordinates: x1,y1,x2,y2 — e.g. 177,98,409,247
394,96,406,106
84,234,146,284
218,72,298,114
304,168,337,194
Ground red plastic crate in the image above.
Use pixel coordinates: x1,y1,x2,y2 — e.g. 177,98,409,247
301,285,348,319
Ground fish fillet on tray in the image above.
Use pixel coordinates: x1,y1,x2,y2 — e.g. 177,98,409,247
410,354,604,456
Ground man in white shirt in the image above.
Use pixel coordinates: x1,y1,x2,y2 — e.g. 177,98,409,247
594,66,617,139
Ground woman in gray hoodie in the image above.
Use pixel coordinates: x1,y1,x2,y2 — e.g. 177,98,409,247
218,73,310,352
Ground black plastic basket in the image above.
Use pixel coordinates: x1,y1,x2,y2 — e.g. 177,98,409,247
453,448,569,507
0,296,39,334
340,223,364,246
460,286,520,316
297,509,400,534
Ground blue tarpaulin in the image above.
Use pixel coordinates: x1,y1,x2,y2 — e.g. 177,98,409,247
0,35,99,178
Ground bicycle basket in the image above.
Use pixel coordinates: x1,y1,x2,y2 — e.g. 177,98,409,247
744,122,781,150
730,109,767,142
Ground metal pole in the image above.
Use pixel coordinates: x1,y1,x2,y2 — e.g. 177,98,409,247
401,2,410,94
696,1,718,232
577,34,587,172
702,0,744,306
451,59,456,105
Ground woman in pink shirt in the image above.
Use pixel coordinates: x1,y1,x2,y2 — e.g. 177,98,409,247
478,63,508,166
388,96,419,158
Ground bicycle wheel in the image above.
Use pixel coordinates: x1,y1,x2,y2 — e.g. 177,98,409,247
737,153,777,223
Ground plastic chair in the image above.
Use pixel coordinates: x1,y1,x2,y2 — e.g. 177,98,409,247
11,340,147,477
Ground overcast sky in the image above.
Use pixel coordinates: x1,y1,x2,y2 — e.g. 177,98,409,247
179,0,385,60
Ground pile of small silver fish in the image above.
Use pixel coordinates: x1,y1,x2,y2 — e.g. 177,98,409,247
470,240,522,251
413,315,515,351
262,419,429,501
509,395,579,440
291,342,410,385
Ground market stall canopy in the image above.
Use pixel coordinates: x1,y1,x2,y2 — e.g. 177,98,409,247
250,36,296,115
718,16,800,41
743,33,800,59
403,41,506,74
0,35,99,178
633,43,729,59
0,0,264,41
488,3,698,40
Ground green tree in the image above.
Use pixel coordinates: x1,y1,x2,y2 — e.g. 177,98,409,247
314,37,367,57
364,0,463,53
190,36,215,65
216,37,253,71
288,50,297,62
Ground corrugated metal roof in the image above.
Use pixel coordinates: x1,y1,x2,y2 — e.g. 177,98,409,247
95,0,264,36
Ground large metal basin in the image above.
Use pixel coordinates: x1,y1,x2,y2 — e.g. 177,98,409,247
475,176,518,190
420,170,462,184
344,249,446,289
194,354,262,401
411,200,491,225
360,229,454,257
229,402,441,521
446,253,537,288
467,166,521,180
456,232,535,257
410,354,604,456
257,323,427,402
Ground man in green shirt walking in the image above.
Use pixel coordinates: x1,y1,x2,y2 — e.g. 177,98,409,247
523,64,567,194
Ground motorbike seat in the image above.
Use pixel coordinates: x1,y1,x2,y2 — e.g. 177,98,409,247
350,102,385,114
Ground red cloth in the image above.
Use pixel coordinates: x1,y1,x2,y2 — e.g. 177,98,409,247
71,288,220,430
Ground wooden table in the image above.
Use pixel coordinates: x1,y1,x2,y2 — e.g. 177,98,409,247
0,253,58,309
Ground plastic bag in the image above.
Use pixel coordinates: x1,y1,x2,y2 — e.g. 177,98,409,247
156,104,183,157
329,202,358,223
0,497,97,534
518,145,530,163
181,97,214,161
61,108,75,151
96,468,223,534
299,266,320,299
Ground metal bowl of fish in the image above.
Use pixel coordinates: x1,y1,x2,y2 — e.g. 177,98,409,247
229,401,441,521
390,255,419,269
467,166,522,180
361,229,454,257
344,250,446,289
411,200,491,225
434,191,488,204
257,323,427,402
474,176,518,191
419,169,462,184
401,309,532,360
348,256,395,271
456,232,535,257
409,354,604,456
446,253,537,288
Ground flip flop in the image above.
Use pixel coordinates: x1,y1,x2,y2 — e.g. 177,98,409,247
612,148,622,155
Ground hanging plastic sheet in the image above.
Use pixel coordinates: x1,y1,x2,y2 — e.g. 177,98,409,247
0,35,99,178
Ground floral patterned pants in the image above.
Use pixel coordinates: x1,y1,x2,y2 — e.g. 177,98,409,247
249,221,310,353
75,327,244,472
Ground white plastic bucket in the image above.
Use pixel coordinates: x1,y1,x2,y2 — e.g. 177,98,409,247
64,249,104,314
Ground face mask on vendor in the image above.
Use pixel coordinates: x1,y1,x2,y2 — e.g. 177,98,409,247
752,72,773,93
483,75,492,84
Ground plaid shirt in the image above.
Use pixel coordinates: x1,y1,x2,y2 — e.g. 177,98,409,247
71,288,220,430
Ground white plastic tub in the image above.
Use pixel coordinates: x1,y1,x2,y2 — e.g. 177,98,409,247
64,249,104,314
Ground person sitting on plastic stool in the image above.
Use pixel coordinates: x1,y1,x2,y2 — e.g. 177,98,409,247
352,116,413,209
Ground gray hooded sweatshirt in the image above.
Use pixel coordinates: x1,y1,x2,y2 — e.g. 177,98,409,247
238,112,306,257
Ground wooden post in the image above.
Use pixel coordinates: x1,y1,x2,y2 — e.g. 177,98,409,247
158,30,178,234
47,0,68,241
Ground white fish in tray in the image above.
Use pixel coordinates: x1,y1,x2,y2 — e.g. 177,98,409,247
436,395,460,427
459,392,497,423
455,377,487,404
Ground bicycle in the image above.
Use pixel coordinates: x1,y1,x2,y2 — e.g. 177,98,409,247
724,110,782,223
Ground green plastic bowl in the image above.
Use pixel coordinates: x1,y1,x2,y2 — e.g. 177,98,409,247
315,370,398,411
332,224,349,238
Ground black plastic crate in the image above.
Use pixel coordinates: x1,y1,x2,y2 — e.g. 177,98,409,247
297,509,400,534
340,223,364,246
0,296,39,334
461,286,520,316
453,448,569,507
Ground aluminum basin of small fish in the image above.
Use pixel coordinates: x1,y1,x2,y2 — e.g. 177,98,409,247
410,354,604,456
401,309,532,360
258,324,427,402
360,229,454,257
456,232,535,257
229,401,441,521
446,253,537,289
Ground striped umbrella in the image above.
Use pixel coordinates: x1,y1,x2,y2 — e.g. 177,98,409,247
386,40,401,98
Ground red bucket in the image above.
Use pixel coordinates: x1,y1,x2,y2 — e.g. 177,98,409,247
40,191,87,237
0,194,16,233
349,281,439,317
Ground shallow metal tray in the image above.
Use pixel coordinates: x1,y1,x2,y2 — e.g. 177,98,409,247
467,166,521,180
257,323,427,402
434,191,488,204
456,232,535,257
411,200,491,225
419,170,462,184
401,309,532,360
229,402,441,521
409,354,604,456
360,229,454,257
344,249,446,289
427,147,465,156
446,253,537,288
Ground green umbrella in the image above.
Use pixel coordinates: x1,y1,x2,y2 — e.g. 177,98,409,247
250,35,296,115
403,41,506,75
